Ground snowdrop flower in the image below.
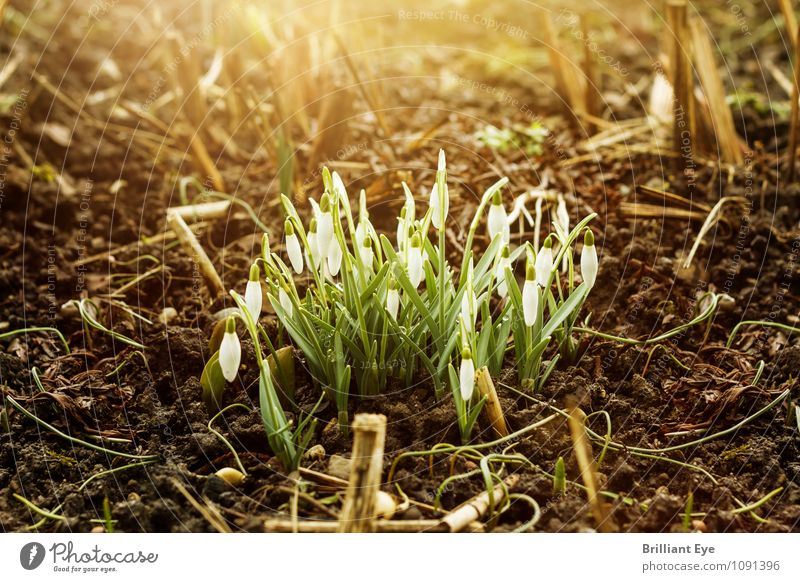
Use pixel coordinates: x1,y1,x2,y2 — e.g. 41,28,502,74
317,193,334,261
397,206,408,252
278,285,293,318
355,190,371,250
522,260,539,327
386,278,399,321
459,347,475,401
535,237,554,288
244,263,262,321
407,232,424,288
581,229,598,288
219,316,241,382
495,245,510,299
327,235,342,276
360,236,374,270
306,218,321,269
488,190,510,244
460,259,476,333
430,150,449,230
285,220,304,274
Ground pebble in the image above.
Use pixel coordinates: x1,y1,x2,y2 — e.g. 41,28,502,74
302,444,326,463
327,454,351,480
158,307,178,325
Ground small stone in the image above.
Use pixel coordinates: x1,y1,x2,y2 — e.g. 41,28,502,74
127,492,141,504
91,526,105,533
158,307,178,325
327,454,351,480
692,519,707,532
303,444,325,463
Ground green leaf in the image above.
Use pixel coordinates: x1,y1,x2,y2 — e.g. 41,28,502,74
200,351,226,413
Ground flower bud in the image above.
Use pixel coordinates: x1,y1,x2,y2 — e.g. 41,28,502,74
317,193,334,261
488,190,510,244
495,245,510,299
522,261,539,327
219,316,241,383
535,236,554,287
580,229,598,288
279,286,293,318
285,220,304,274
407,233,424,288
459,348,475,401
386,278,399,321
244,263,262,321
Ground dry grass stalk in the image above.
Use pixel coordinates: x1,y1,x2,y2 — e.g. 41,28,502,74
338,413,387,532
167,212,224,298
261,519,485,533
441,474,519,532
682,196,750,269
619,202,707,222
567,402,615,532
167,200,231,221
172,478,231,533
580,13,599,135
187,128,225,194
541,9,586,117
476,367,509,438
666,0,695,168
689,17,744,165
788,24,800,184
637,184,712,212
780,0,798,52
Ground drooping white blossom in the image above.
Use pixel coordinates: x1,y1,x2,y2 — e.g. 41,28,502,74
244,263,262,321
495,245,510,299
522,261,539,327
488,190,510,244
459,348,475,401
535,237,554,288
219,317,241,382
327,236,342,276
581,229,598,289
460,259,476,333
407,232,424,288
386,279,399,321
279,286,293,318
317,193,334,261
285,220,304,274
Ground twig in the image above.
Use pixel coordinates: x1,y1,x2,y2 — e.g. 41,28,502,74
682,196,749,269
476,367,508,437
779,0,798,52
666,0,695,169
567,402,615,532
441,474,518,532
167,212,224,298
787,24,800,184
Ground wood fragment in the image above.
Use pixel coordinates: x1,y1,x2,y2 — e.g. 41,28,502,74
787,24,800,184
166,200,232,221
338,413,387,532
441,474,518,532
187,127,225,194
262,519,485,533
689,17,744,164
541,9,585,117
580,13,599,135
567,402,615,532
167,212,224,298
666,0,695,170
476,367,508,438
779,0,798,52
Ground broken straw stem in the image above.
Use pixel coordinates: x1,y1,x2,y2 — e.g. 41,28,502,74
167,211,224,298
338,413,387,532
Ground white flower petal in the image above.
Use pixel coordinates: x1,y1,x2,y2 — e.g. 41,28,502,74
244,279,262,321
386,288,399,320
219,331,241,383
286,233,304,274
279,287,293,318
327,239,342,276
535,246,553,287
522,279,538,327
581,244,598,288
408,247,423,288
459,357,475,401
317,212,333,261
488,203,509,243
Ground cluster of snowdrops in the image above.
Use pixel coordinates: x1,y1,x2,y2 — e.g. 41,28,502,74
208,151,599,471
